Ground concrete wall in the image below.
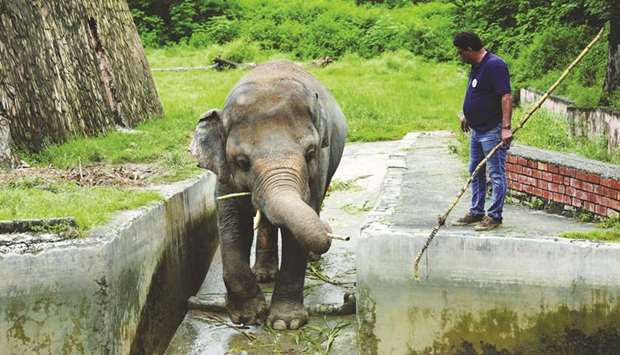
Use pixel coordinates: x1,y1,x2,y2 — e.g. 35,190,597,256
507,144,620,217
520,88,620,151
519,88,573,116
0,173,218,355
358,229,620,354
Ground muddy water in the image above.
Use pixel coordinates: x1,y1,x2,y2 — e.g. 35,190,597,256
358,279,620,355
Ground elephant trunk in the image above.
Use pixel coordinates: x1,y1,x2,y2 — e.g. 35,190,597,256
253,164,331,255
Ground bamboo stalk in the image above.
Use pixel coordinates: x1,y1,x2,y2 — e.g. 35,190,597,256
412,27,606,280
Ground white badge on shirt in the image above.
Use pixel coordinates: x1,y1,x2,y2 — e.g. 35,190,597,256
472,79,478,88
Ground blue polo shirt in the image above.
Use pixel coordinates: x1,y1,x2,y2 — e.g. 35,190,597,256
463,51,511,132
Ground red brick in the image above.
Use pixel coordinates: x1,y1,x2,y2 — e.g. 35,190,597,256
532,187,545,197
595,205,608,216
538,180,549,190
523,185,533,194
566,186,578,197
537,162,547,170
591,194,603,205
551,174,564,184
542,191,553,200
542,172,554,182
507,155,518,164
549,183,565,194
575,190,589,201
569,178,582,190
532,170,543,179
547,164,559,174
508,180,520,189
581,182,595,193
601,178,620,190
564,177,571,185
528,160,537,169
552,192,565,203
576,170,600,184
559,166,576,177
600,177,615,188
517,157,528,166
522,167,533,176
572,197,583,208
584,202,597,213
527,176,538,186
601,197,620,211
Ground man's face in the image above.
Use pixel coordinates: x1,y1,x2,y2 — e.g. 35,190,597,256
456,47,476,64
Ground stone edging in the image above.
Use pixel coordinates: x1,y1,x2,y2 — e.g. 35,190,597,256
0,173,218,354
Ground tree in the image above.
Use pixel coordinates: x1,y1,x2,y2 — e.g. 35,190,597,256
0,0,163,165
602,0,620,105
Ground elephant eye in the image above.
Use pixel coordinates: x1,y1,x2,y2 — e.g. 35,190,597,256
305,146,317,162
235,155,250,171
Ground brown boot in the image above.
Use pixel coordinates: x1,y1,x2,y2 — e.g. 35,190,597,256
474,216,502,231
452,213,484,226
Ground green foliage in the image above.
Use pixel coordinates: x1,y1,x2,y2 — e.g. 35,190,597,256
453,0,610,105
129,0,456,62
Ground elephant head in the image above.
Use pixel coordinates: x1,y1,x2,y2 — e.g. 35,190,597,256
190,76,332,255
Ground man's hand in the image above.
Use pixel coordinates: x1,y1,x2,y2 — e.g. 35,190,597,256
458,112,470,133
501,128,512,147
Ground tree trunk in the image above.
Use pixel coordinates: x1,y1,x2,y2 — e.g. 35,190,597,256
0,0,163,155
603,0,620,105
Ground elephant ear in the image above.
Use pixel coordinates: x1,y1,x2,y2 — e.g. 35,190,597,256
313,92,330,148
189,109,230,182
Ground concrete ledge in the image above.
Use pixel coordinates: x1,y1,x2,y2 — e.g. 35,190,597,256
359,230,620,288
0,172,218,354
357,132,620,354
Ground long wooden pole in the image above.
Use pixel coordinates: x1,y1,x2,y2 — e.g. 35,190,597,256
412,27,606,280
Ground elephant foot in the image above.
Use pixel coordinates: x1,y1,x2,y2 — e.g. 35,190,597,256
267,300,308,330
226,291,268,325
252,261,278,283
252,250,278,283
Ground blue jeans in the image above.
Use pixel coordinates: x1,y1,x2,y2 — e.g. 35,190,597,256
469,124,508,220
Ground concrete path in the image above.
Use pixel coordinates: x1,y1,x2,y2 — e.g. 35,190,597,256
389,131,595,236
165,132,594,354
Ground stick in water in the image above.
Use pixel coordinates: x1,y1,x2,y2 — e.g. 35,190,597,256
412,26,606,280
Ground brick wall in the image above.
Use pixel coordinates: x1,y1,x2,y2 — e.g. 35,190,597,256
505,145,620,218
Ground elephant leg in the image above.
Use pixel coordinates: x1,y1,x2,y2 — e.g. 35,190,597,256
268,228,308,330
252,216,279,283
218,186,267,325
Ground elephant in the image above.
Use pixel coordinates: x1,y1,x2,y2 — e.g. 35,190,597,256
189,60,347,330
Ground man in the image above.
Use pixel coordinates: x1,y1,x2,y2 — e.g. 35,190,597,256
452,32,512,231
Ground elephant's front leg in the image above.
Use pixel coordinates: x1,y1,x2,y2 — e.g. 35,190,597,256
218,186,267,325
267,228,308,330
252,216,279,283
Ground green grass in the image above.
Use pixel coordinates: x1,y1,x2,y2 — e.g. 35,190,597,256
562,228,620,242
562,217,620,242
28,48,464,170
0,177,161,232
311,50,464,141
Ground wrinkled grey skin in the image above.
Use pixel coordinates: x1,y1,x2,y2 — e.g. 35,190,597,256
189,61,347,330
